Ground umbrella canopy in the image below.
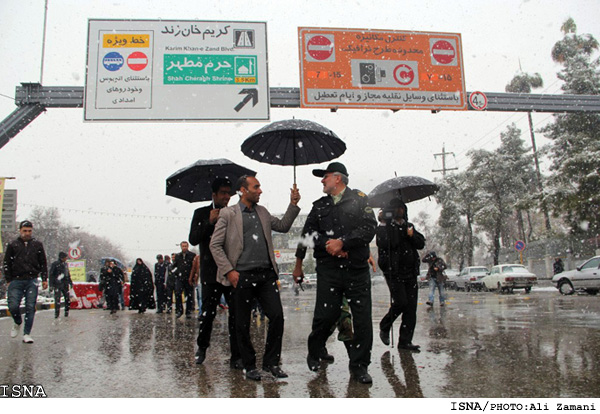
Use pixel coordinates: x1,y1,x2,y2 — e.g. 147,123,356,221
368,176,439,208
241,119,346,184
166,158,256,203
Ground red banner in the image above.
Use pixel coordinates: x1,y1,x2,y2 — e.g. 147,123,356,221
70,282,130,309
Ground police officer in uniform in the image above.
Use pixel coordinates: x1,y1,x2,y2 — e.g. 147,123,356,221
293,162,377,384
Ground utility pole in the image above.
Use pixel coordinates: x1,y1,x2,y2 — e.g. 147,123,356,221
432,144,458,177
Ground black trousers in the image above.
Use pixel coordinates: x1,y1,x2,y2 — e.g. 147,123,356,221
379,274,418,345
155,282,167,311
196,282,240,362
175,278,195,315
308,263,373,372
234,269,283,370
53,285,70,317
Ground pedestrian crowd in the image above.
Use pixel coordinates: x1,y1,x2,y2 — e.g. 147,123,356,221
3,162,446,385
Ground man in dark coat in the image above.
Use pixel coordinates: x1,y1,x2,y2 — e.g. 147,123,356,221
173,242,196,318
423,251,447,307
3,220,48,343
49,252,74,318
154,254,168,313
293,162,377,384
188,178,242,368
100,260,124,314
376,198,426,352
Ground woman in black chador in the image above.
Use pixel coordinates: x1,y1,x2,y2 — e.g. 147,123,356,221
129,258,154,313
100,260,125,314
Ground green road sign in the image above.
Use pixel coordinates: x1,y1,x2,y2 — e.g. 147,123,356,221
164,54,257,85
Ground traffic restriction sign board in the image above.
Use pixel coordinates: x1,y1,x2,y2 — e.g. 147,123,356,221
69,247,82,260
469,91,488,110
299,27,467,110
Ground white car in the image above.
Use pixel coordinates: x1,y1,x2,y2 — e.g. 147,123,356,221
482,264,537,293
552,256,600,295
459,266,490,291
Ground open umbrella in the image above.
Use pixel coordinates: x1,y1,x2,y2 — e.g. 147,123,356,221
368,176,439,207
166,158,256,203
241,119,346,185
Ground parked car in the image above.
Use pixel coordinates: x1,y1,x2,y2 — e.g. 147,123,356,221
444,269,461,290
482,264,537,293
459,266,490,291
552,256,600,295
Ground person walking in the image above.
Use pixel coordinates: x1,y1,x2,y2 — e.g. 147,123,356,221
376,198,426,352
49,252,74,319
164,253,175,314
553,257,565,275
100,260,124,314
210,175,300,380
154,254,168,313
293,162,377,384
3,220,48,343
189,178,242,369
173,242,196,318
129,258,154,313
423,251,447,307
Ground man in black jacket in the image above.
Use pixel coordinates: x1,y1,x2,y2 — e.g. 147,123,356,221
293,162,377,384
188,178,241,368
173,241,196,318
3,220,48,343
154,254,167,313
376,198,426,352
49,252,73,318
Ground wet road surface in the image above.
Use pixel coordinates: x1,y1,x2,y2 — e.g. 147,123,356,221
1,283,599,398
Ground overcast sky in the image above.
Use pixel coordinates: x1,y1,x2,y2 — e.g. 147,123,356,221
1,0,599,265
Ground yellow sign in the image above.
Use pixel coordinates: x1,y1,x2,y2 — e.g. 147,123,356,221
68,260,87,282
103,34,150,48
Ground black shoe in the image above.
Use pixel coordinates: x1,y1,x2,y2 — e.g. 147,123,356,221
353,370,373,384
166,309,172,314
319,348,335,362
398,343,421,352
245,369,262,381
175,313,183,318
186,314,192,319
156,310,163,314
230,358,244,370
379,329,390,346
263,365,288,378
195,348,207,365
307,354,320,372
64,313,68,318
426,301,433,306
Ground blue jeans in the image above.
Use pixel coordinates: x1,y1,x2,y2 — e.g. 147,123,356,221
428,278,446,305
7,279,39,335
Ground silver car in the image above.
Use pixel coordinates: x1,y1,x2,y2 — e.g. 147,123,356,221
482,264,537,293
459,266,489,291
552,256,600,295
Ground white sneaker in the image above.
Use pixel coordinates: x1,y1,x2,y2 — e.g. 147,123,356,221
22,334,34,344
10,323,21,338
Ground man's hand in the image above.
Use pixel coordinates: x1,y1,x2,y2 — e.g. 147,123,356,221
368,255,377,272
293,258,304,284
209,209,220,225
290,184,301,206
407,225,414,237
326,238,344,257
227,270,240,288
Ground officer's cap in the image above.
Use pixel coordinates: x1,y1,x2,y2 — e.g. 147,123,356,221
312,162,349,178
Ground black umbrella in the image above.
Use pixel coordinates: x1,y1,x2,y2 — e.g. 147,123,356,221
368,176,439,207
166,158,256,203
241,119,346,185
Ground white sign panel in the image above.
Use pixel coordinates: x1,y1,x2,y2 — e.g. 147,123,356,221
85,19,269,121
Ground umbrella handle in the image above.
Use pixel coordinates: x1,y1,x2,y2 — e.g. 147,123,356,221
293,165,297,186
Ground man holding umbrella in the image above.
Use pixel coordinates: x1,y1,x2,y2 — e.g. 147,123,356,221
376,198,425,351
293,162,377,384
188,178,242,369
210,175,300,380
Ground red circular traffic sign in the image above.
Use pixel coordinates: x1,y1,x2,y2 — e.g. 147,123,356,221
469,91,488,110
432,40,456,65
515,240,526,252
68,247,82,260
393,64,414,85
307,35,333,61
127,51,148,71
